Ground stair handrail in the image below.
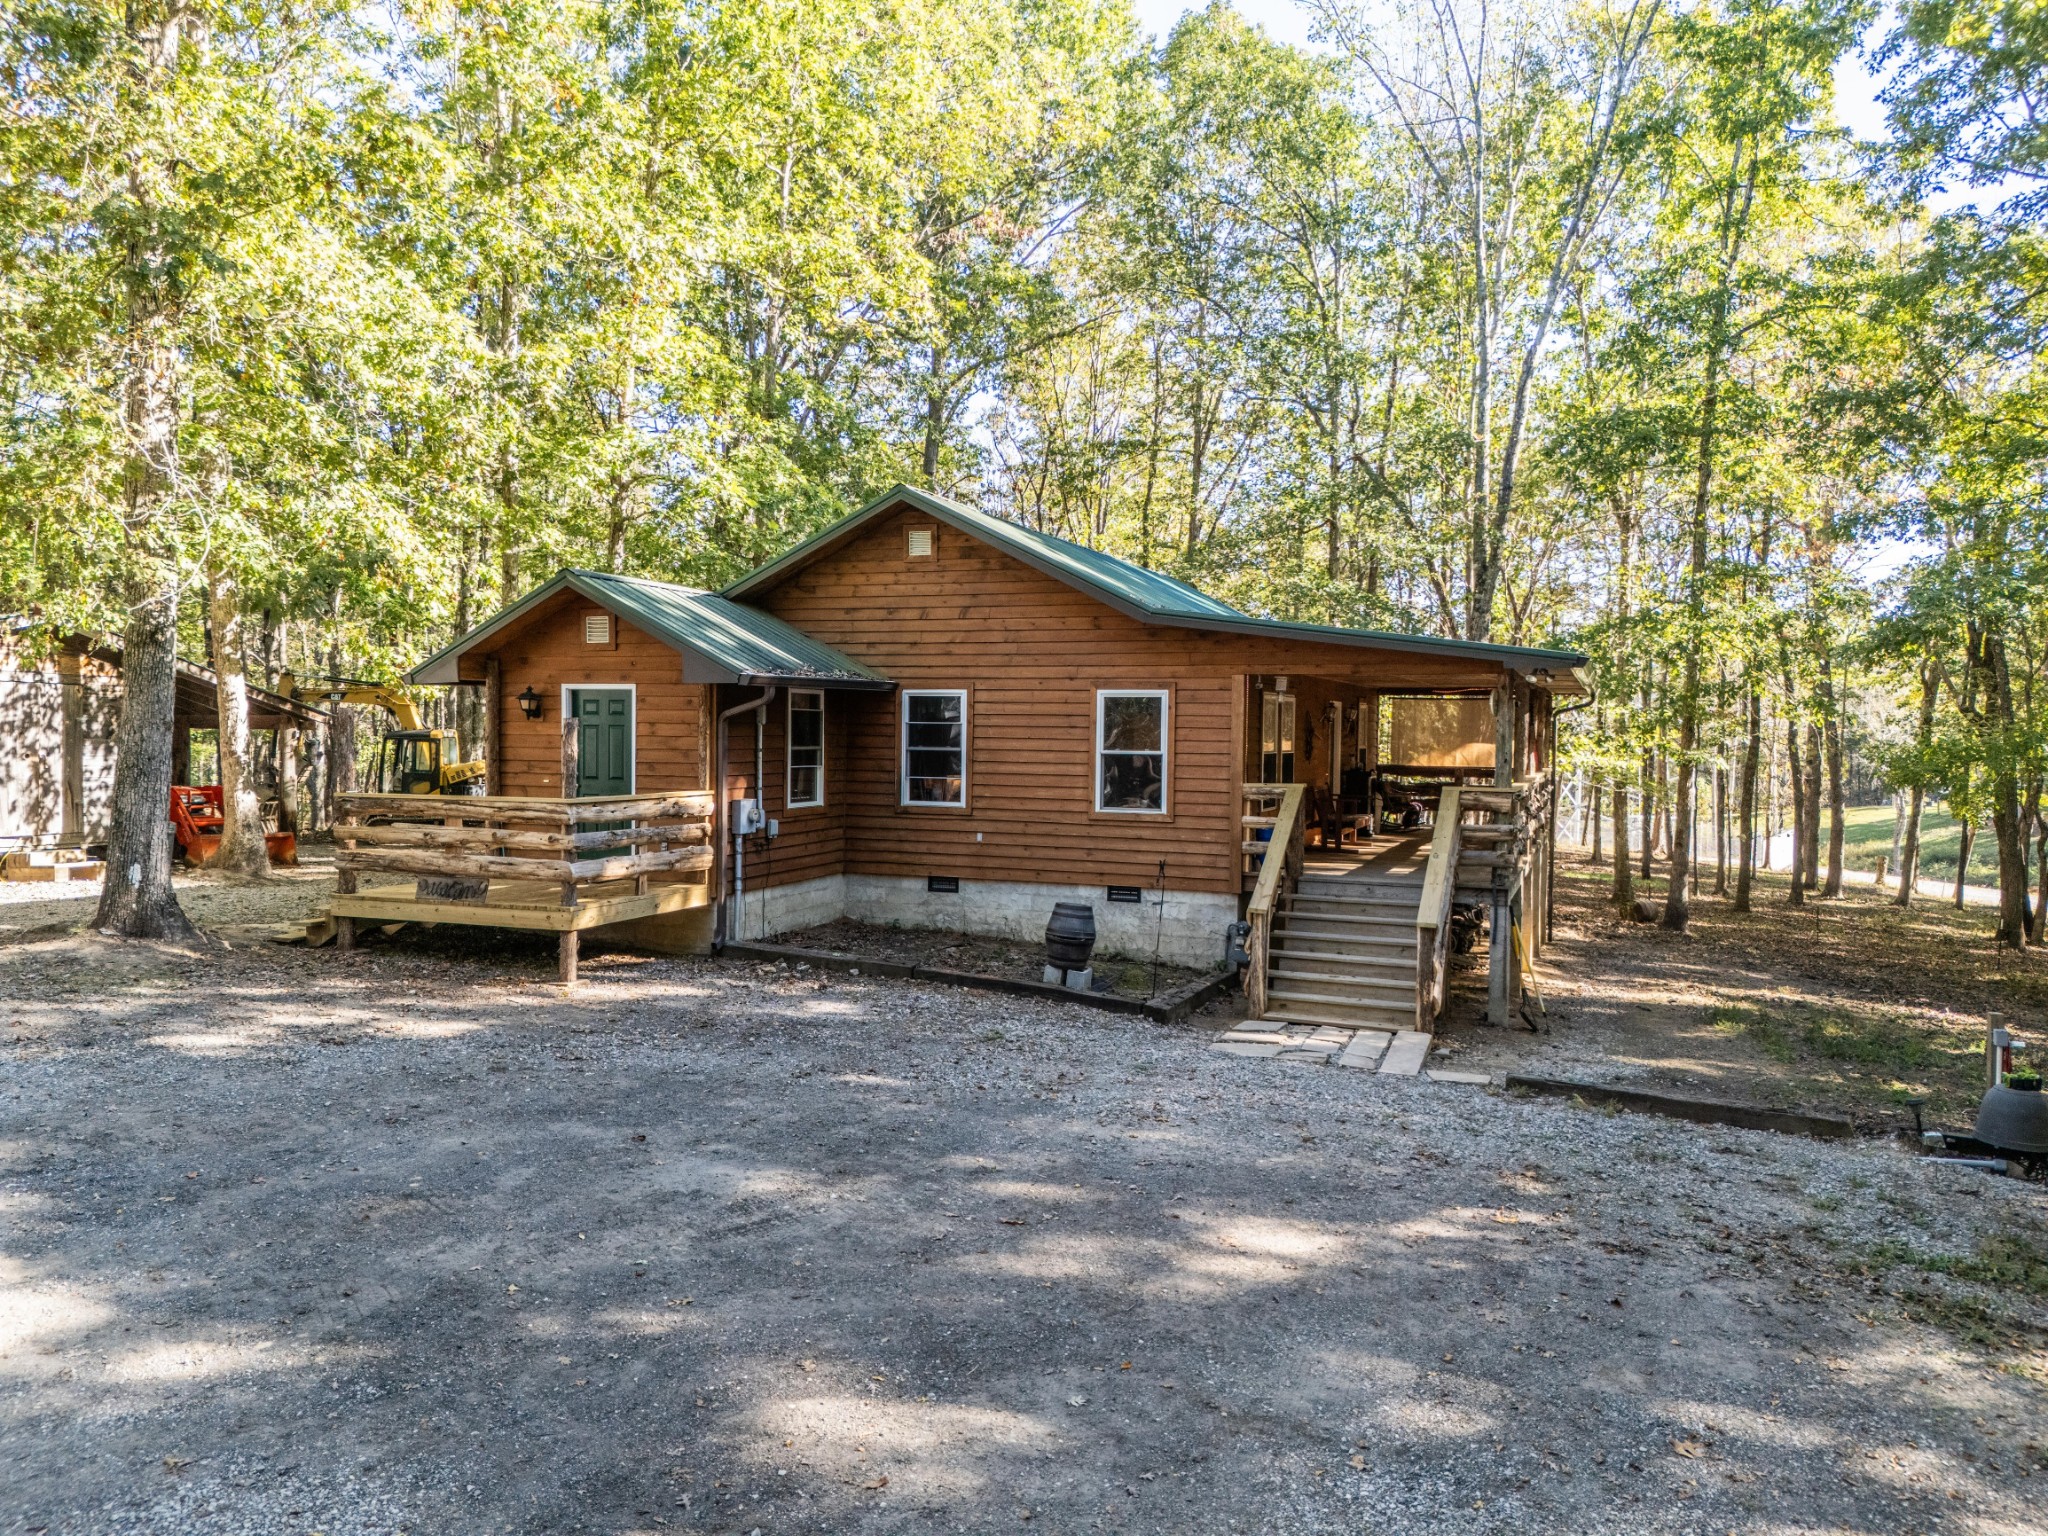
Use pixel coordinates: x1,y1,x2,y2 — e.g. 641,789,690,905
1242,782,1307,1019
1414,785,1463,1029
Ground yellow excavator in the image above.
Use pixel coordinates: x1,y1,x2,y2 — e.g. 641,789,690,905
278,673,487,796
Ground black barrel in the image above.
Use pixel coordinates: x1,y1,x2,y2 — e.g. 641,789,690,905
1045,902,1098,969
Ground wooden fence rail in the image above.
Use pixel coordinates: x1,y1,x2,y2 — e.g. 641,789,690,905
330,791,717,981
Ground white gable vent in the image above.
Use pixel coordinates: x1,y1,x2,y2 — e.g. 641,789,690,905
906,526,935,558
584,613,611,645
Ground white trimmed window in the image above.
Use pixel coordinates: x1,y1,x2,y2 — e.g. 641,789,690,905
901,690,966,805
1097,690,1168,813
788,690,824,808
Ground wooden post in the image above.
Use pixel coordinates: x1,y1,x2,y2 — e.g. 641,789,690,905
1493,681,1514,789
336,915,355,952
484,655,502,797
1488,880,1511,1026
559,928,578,985
560,695,579,797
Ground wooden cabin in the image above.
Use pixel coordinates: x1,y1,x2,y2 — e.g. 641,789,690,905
400,485,1585,1020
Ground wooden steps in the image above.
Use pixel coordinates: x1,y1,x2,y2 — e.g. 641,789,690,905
1259,871,1423,1033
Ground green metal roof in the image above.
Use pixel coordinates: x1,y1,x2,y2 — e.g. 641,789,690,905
725,483,1245,622
724,484,1588,677
408,570,893,690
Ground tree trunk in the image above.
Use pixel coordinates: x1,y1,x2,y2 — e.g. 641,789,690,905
1785,718,1805,907
1821,671,1845,897
1895,784,1924,909
1713,765,1728,895
1590,782,1604,864
94,98,196,943
1734,688,1760,911
276,726,299,836
1639,755,1654,881
1955,822,1973,909
2033,820,2048,943
1989,786,2029,943
1887,793,1905,886
207,567,270,879
1801,723,1823,894
1611,778,1633,911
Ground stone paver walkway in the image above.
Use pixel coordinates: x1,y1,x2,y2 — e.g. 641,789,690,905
1210,1022,1492,1082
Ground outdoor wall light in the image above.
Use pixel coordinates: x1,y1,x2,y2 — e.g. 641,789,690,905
517,685,544,721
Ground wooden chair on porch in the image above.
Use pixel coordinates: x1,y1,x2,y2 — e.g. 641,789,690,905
1310,785,1371,848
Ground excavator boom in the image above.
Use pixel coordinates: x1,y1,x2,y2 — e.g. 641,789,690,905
275,672,483,793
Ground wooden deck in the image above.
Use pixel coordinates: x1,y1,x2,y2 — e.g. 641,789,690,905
323,790,717,983
331,875,709,933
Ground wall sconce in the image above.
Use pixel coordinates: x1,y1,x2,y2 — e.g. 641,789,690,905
517,686,544,721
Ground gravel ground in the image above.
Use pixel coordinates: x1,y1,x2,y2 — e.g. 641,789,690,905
4,877,2047,1535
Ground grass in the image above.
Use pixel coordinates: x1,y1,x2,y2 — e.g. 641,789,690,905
1852,1235,2048,1357
1707,1001,1982,1094
1552,859,2048,1123
1836,800,2011,885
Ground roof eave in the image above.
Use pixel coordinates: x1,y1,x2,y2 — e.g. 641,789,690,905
1144,611,1588,671
409,572,585,685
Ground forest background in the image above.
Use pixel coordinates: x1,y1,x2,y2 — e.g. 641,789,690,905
4,0,2046,942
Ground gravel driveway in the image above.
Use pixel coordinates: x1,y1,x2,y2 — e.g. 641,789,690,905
4,925,2045,1535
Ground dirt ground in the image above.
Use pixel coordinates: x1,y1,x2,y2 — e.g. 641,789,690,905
1430,860,2048,1130
4,864,2048,1535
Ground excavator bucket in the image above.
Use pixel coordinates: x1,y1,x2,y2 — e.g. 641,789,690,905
264,832,298,867
183,834,223,867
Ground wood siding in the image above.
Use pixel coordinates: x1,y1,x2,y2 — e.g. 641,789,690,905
748,502,1515,898
484,591,706,796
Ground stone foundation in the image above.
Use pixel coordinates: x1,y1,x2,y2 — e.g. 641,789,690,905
730,872,1237,971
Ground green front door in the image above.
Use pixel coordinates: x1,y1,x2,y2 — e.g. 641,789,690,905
571,689,634,797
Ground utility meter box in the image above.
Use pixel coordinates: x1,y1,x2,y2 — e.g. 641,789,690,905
730,798,765,836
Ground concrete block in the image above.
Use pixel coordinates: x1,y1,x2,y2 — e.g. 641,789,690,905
1378,1031,1432,1076
1212,1042,1284,1058
1426,1070,1493,1086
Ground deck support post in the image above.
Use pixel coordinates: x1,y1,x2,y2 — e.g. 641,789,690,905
559,929,579,985
335,915,355,953
1487,884,1511,1026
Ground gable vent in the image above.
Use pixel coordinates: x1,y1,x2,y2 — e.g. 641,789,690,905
584,613,611,645
906,526,935,558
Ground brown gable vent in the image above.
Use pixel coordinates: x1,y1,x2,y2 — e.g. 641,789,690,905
906,526,935,558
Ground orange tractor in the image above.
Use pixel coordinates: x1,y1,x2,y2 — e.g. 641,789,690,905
169,784,298,868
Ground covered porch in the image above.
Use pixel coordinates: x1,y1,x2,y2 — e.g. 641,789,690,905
1233,661,1571,1039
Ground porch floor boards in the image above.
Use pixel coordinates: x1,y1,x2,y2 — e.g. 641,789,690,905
1300,832,1430,884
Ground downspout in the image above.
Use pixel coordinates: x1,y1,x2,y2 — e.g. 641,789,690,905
713,685,777,948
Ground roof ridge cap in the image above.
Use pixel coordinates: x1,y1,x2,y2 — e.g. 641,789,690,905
567,567,711,596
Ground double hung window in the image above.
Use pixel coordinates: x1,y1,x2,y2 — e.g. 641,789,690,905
902,690,966,805
1097,690,1168,813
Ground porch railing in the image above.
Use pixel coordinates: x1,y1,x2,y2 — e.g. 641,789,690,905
1427,773,1554,1028
1413,785,1463,1029
1241,782,1307,1018
333,792,715,911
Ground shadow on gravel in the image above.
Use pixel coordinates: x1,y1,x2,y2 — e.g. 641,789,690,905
3,954,2041,1535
